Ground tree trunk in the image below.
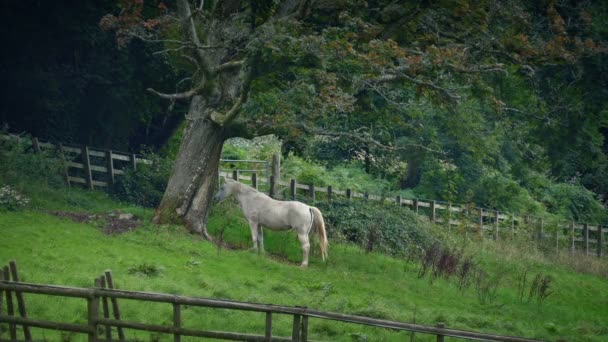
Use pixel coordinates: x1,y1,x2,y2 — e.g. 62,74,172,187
152,95,226,239
400,156,422,189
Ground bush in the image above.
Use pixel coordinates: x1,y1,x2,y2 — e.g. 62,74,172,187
110,151,172,207
0,136,65,188
0,185,30,211
317,199,435,256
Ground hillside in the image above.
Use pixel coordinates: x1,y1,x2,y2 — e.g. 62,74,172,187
1,187,607,341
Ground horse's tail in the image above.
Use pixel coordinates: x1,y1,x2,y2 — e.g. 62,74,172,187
310,206,329,261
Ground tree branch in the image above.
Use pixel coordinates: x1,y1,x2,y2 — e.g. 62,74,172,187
147,86,202,100
209,64,252,126
214,60,244,73
368,73,461,100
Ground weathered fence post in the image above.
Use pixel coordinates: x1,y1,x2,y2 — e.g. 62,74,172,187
309,183,315,203
570,221,576,254
106,150,115,185
252,172,258,190
301,315,309,342
346,189,352,201
58,143,71,188
290,179,297,200
132,153,137,171
598,226,604,257
105,270,125,341
2,265,17,340
9,261,32,341
396,195,402,206
82,145,94,190
327,185,333,202
292,314,301,341
430,201,436,222
99,275,112,342
584,223,589,255
269,175,276,198
494,211,499,240
272,154,280,183
478,208,484,237
87,286,100,342
31,136,40,153
232,170,239,181
173,303,182,342
436,323,446,342
412,198,419,213
364,192,369,200
265,312,272,341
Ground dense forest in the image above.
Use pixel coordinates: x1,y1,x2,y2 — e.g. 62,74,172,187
1,0,607,227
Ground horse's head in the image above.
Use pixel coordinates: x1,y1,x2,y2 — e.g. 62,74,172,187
213,177,238,203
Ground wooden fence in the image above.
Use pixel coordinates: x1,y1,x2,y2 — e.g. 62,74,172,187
0,261,545,342
2,132,606,258
221,169,607,259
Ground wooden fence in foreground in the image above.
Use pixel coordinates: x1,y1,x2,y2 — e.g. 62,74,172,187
2,132,606,258
0,261,544,342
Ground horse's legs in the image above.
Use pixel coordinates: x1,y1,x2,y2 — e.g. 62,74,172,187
257,225,265,253
297,229,311,267
248,220,259,251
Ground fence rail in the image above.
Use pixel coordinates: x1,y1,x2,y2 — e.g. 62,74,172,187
0,261,545,342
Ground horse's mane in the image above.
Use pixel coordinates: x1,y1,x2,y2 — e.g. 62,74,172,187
236,181,259,194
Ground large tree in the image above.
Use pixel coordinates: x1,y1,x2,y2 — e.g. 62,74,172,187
102,0,605,238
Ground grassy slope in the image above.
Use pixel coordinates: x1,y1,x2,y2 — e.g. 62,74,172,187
0,189,607,341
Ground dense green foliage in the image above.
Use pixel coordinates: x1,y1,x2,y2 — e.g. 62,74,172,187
318,199,434,256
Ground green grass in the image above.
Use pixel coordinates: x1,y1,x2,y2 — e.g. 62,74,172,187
1,189,608,341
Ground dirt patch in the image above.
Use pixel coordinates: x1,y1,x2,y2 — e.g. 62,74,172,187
48,210,140,235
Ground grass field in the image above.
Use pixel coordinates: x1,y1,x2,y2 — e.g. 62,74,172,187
1,187,608,341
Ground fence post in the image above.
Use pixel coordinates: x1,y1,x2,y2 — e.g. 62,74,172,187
106,150,115,185
87,288,100,342
82,145,94,190
252,173,258,190
396,195,401,206
436,323,445,342
269,175,276,198
598,226,604,258
290,179,297,200
132,154,137,171
31,136,40,153
570,221,576,254
346,189,352,201
430,201,436,222
478,208,484,237
272,154,280,184
301,315,309,342
494,211,499,240
413,198,419,213
327,185,332,202
233,170,239,181
99,276,112,341
448,203,452,231
265,312,272,341
58,143,71,188
173,303,182,342
9,261,32,341
2,265,17,340
364,192,369,200
105,270,125,341
309,183,315,203
584,223,589,255
555,224,560,253
292,314,301,341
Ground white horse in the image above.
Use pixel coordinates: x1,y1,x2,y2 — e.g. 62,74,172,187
213,178,328,267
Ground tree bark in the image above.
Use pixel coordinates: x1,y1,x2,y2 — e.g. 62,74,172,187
153,96,226,239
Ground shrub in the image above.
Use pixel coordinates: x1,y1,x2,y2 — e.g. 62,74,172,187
316,199,435,256
110,151,172,207
0,136,65,188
